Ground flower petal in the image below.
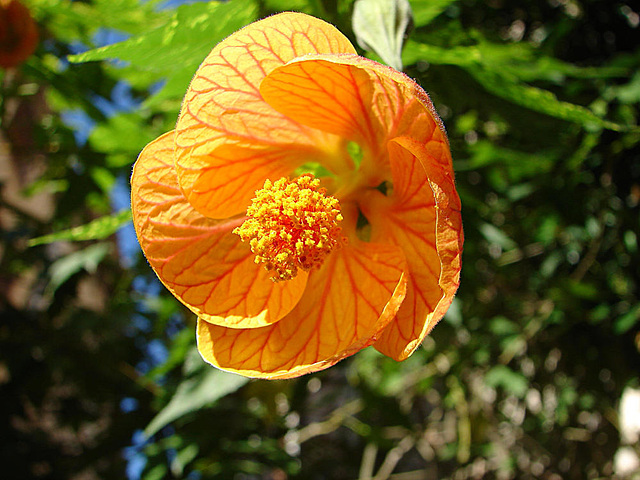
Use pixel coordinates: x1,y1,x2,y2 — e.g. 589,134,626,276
365,137,463,360
197,241,408,379
131,132,308,328
174,13,356,218
260,55,448,163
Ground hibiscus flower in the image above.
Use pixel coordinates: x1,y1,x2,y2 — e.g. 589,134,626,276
131,12,463,379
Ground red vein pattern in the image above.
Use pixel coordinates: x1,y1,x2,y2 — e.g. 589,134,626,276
260,55,446,162
131,132,308,328
174,14,356,219
371,138,463,359
130,12,463,379
197,241,408,379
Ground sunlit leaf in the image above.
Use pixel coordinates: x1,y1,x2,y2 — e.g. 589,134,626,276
402,40,481,67
409,0,457,27
89,112,156,155
29,210,132,246
68,0,259,102
353,0,412,70
264,0,327,16
608,70,640,104
28,0,167,40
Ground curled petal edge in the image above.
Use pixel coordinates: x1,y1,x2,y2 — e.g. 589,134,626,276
375,136,463,359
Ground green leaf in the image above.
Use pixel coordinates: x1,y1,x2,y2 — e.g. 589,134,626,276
144,354,249,438
352,0,413,71
485,365,528,398
402,40,479,68
89,112,155,156
68,0,259,102
607,70,640,104
409,0,457,27
614,304,640,334
403,40,627,82
90,167,117,195
143,464,168,480
29,210,133,247
402,40,627,130
461,141,556,181
489,316,519,336
468,67,622,131
623,230,637,253
47,243,111,293
146,329,194,380
171,443,199,477
347,141,364,168
29,0,167,41
142,69,196,108
479,223,517,250
264,0,328,17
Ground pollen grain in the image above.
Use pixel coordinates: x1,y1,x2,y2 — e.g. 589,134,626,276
234,174,344,281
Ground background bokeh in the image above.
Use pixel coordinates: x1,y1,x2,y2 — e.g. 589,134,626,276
1,0,639,479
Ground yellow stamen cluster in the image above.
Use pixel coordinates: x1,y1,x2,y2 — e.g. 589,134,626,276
234,174,344,282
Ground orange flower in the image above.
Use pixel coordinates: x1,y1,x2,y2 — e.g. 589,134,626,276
131,13,463,379
0,0,38,69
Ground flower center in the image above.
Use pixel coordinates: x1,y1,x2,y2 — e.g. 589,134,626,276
234,174,344,282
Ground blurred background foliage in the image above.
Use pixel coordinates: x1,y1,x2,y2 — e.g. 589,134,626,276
1,0,639,479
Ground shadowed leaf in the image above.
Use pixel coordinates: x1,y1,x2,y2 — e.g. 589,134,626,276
144,356,249,438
